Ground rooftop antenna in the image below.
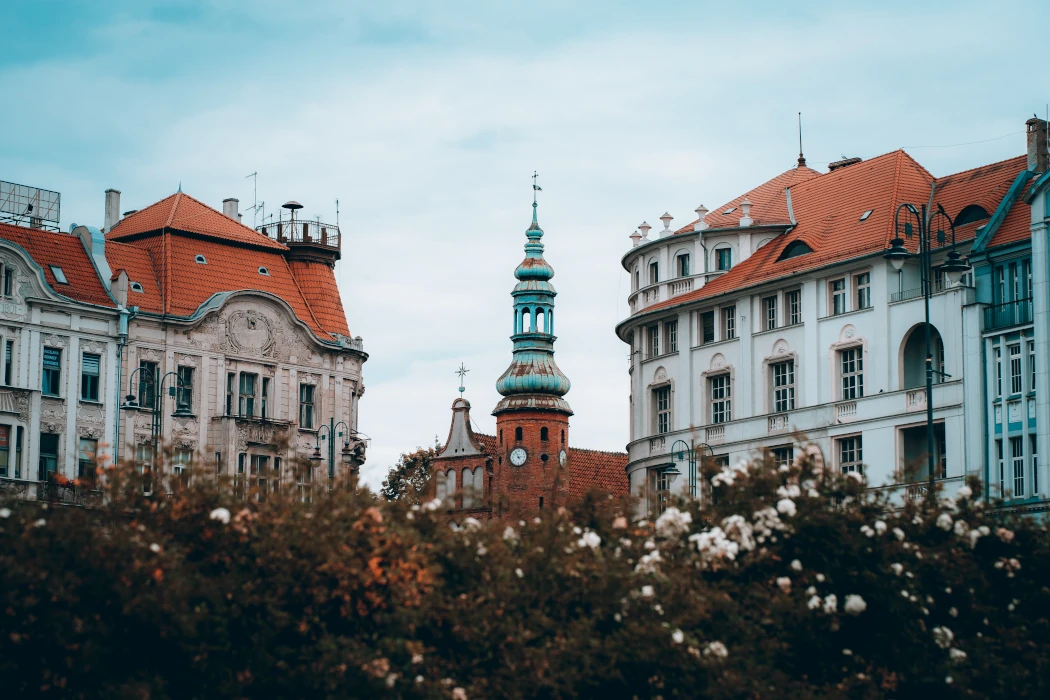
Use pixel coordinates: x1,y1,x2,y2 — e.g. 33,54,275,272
245,171,259,227
335,198,340,227
797,112,806,167
456,362,469,396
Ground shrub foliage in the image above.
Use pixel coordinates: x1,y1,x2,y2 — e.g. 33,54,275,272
1,452,1049,698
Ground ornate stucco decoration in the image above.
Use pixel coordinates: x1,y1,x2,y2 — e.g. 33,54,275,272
236,421,283,451
81,340,106,355
78,425,102,439
172,416,199,436
43,333,68,348
76,403,105,425
0,388,30,423
138,346,162,362
174,352,202,369
224,310,277,358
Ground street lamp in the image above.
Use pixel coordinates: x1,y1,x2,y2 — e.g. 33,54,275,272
884,202,971,493
121,367,192,488
311,419,368,489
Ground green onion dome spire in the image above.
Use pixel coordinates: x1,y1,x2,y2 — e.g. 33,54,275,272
494,180,572,416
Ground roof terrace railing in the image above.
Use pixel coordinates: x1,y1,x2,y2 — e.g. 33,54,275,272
984,298,1033,332
257,219,340,250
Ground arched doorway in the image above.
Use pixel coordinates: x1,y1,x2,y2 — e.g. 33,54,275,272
899,323,945,390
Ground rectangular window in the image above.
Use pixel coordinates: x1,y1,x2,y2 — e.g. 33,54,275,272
995,266,1005,305
1009,344,1022,395
840,347,864,400
176,365,194,411
786,290,801,325
995,348,1002,397
710,374,731,424
1029,341,1036,393
763,296,777,331
677,254,690,277
135,443,154,494
138,360,157,408
1031,434,1039,495
722,306,736,340
830,278,847,316
772,360,795,412
42,347,62,396
649,262,659,285
298,463,313,503
838,436,863,474
1022,259,1032,298
2,266,12,298
5,339,13,385
716,248,732,271
39,433,59,481
937,429,947,479
647,325,660,357
173,449,192,486
251,454,271,501
0,425,8,478
855,272,871,309
299,383,315,429
239,372,257,417
14,426,22,479
77,438,98,482
654,386,671,435
80,353,100,402
261,377,271,418
226,372,235,415
236,453,247,500
701,311,715,344
772,446,793,470
1011,436,1024,497
652,467,670,515
996,439,1004,496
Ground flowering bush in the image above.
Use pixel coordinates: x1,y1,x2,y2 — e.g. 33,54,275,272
1,450,1049,698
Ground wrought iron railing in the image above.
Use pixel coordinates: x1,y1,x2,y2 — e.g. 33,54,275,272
984,298,1033,331
257,220,341,249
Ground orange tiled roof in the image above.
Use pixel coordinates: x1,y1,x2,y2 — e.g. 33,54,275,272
673,165,822,234
107,191,286,250
0,223,114,307
641,151,1031,315
102,191,352,339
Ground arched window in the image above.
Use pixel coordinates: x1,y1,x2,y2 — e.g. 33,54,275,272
521,308,531,334
648,261,659,285
435,469,450,501
537,308,546,333
541,427,549,441
445,470,456,503
561,429,565,444
777,240,813,261
515,426,523,441
499,429,503,445
463,467,483,508
953,204,990,227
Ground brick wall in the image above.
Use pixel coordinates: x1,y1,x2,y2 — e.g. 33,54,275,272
493,410,571,516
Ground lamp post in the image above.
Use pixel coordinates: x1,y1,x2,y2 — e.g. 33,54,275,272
670,439,696,499
884,203,970,494
121,367,192,486
309,418,367,490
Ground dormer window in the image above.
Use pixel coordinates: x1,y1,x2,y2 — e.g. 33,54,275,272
777,240,813,261
195,255,207,264
722,207,737,215
859,209,874,221
258,266,270,276
130,281,144,293
953,204,990,227
50,266,68,284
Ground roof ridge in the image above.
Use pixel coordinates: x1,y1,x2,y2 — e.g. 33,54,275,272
885,150,905,245
164,192,182,229
279,256,328,338
935,153,1027,182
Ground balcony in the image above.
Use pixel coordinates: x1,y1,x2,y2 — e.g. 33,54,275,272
984,298,1033,332
257,219,341,251
0,477,103,506
628,275,704,315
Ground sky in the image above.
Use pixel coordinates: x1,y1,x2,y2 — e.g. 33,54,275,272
1,0,1047,489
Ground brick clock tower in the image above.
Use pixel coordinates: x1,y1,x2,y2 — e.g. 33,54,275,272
491,187,574,513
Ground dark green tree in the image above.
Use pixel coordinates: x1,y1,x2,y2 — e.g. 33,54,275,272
380,445,437,503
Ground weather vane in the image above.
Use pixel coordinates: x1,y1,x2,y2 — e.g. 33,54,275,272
456,363,469,395
532,170,542,204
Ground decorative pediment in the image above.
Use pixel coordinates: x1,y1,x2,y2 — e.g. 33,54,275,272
223,310,277,358
0,389,31,423
773,339,790,355
711,353,727,370
43,333,68,348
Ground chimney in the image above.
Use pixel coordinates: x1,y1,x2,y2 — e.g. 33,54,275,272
104,189,121,232
738,197,753,227
223,198,240,220
828,156,862,172
1027,117,1048,173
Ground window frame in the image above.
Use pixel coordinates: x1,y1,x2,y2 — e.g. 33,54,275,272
838,435,863,475
855,272,871,310
1009,343,1022,395
653,385,672,435
299,383,315,429
700,311,715,345
1010,435,1024,498
647,325,660,358
666,319,678,353
138,360,158,408
830,277,847,316
709,373,732,424
238,372,258,417
722,306,736,340
839,346,864,400
763,295,777,331
42,347,62,397
786,289,801,326
80,352,100,402
676,253,690,278
5,339,14,386
771,359,795,413
176,365,194,411
648,261,659,285
715,247,732,272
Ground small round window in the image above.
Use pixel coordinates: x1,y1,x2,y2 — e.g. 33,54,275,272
195,254,207,264
258,266,270,276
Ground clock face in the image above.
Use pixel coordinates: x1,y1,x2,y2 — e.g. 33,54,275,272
558,450,567,467
509,447,528,466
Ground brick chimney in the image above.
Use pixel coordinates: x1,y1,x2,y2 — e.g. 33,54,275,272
104,189,121,232
1027,117,1048,173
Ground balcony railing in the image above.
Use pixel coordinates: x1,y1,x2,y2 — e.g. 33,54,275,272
257,219,341,250
984,298,1033,331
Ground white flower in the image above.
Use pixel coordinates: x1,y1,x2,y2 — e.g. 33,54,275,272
860,525,875,538
612,516,628,529
806,586,817,596
953,520,969,537
704,641,728,658
936,513,953,531
578,531,601,550
842,648,853,656
463,517,482,531
149,543,161,553
452,688,467,700
874,520,887,535
844,594,867,615
635,549,662,574
978,525,990,536
776,498,797,517
776,577,792,592
688,527,739,565
613,613,622,622
823,594,838,614
655,507,693,538
0,507,10,519
643,539,657,550
996,527,1015,543
807,595,822,610
386,673,398,688
515,568,524,578
414,675,424,684
641,585,654,598
33,518,46,528
412,654,424,664
476,545,487,556
816,573,826,583
671,629,684,644
932,626,954,650
503,526,519,543
949,648,967,663
846,470,865,483
776,484,801,499
956,485,973,500
721,515,756,552
790,559,802,572
422,498,442,512
949,607,958,617
892,527,906,541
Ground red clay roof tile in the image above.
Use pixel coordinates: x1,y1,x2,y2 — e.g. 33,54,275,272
0,223,114,307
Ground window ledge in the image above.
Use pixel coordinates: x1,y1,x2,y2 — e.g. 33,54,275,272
693,336,739,349
818,306,874,321
298,427,319,434
641,351,679,364
41,394,64,401
79,399,104,406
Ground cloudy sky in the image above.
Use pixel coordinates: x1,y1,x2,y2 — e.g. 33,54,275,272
1,0,1046,488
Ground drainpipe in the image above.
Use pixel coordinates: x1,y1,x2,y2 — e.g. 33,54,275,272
113,305,136,464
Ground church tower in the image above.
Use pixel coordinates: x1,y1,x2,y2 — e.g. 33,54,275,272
492,179,573,513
